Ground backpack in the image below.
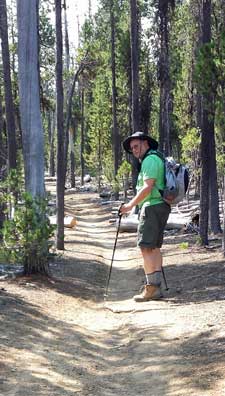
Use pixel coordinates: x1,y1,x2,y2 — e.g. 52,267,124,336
146,152,189,205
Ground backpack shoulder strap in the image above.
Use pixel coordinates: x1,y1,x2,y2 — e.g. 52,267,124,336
141,150,166,196
142,149,165,163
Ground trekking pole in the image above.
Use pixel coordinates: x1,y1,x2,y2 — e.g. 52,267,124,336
104,205,123,298
162,266,169,291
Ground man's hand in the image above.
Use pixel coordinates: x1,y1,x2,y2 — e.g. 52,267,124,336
119,202,133,215
119,179,155,216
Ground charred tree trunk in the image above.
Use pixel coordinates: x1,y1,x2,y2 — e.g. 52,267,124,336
199,0,221,243
80,86,85,186
110,0,119,179
130,0,140,191
55,0,65,250
0,86,6,170
158,0,173,156
130,0,140,132
209,125,222,234
48,111,55,177
199,0,211,245
0,0,17,170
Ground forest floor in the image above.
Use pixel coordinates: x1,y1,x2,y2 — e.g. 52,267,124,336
1,186,225,396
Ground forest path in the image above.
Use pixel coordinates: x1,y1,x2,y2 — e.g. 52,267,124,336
1,190,225,396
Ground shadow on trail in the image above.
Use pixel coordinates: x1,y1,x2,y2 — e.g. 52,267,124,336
0,288,224,395
47,251,225,307
164,259,225,304
49,256,107,302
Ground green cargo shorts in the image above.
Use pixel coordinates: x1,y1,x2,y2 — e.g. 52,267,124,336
137,202,171,248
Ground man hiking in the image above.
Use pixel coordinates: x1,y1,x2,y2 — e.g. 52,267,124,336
120,131,171,302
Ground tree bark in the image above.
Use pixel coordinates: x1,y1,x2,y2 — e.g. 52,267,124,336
0,86,6,170
130,0,140,132
199,0,212,245
209,124,222,234
70,119,76,188
80,86,85,185
55,0,65,250
64,64,84,185
0,0,17,170
110,0,119,178
48,111,55,177
17,0,45,197
158,0,173,156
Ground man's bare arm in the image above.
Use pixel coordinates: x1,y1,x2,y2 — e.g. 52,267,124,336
120,179,155,214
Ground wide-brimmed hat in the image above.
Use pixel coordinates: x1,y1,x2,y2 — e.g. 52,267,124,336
123,131,158,153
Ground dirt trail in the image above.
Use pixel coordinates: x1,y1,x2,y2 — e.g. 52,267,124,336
1,191,225,396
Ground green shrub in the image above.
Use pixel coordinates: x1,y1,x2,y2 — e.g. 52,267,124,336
0,192,56,275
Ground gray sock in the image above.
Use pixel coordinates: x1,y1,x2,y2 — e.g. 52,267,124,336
146,271,161,286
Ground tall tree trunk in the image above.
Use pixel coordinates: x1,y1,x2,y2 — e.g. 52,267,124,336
80,86,85,185
158,0,173,156
63,0,70,74
199,0,211,245
0,0,17,171
209,125,222,234
64,64,84,186
62,0,70,184
48,111,55,177
17,0,45,197
17,0,48,275
0,86,5,171
110,0,119,179
0,87,6,230
200,109,210,245
130,0,140,192
140,57,152,133
223,174,225,256
70,118,76,188
199,0,221,242
55,0,65,250
130,0,140,132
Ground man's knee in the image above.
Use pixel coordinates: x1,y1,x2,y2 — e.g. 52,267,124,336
141,247,157,254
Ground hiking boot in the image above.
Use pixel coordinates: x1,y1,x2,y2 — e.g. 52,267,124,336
133,285,162,302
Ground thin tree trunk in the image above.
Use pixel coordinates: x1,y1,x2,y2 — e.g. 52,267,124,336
158,0,173,156
110,0,119,179
0,86,5,170
0,87,6,228
209,126,222,233
48,111,55,177
80,86,85,185
64,64,84,185
70,119,76,188
130,0,140,192
223,174,225,256
140,58,152,133
130,0,140,132
0,0,17,170
55,0,65,250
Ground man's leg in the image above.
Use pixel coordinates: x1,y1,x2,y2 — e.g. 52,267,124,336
140,247,162,273
134,203,170,302
133,247,163,302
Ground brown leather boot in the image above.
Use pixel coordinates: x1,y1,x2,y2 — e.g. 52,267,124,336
133,285,162,302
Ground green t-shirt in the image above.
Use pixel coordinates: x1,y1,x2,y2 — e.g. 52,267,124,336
136,151,165,207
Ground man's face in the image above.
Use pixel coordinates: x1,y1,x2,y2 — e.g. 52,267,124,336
130,139,149,159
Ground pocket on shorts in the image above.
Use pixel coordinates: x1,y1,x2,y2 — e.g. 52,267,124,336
139,204,149,221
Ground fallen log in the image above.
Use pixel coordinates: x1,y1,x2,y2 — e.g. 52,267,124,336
118,211,191,232
49,215,76,228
